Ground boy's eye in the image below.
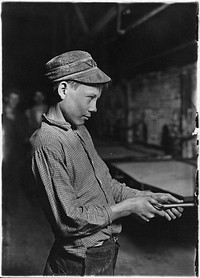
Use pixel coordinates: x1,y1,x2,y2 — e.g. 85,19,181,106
88,96,95,100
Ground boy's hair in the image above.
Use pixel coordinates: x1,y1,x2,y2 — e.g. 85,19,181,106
53,80,110,94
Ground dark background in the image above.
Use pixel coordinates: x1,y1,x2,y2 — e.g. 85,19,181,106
2,2,198,96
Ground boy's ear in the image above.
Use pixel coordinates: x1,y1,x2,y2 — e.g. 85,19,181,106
58,81,69,100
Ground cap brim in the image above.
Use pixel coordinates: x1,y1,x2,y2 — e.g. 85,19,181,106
53,67,111,84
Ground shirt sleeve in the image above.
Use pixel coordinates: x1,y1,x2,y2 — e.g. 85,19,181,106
82,126,143,204
106,168,143,203
31,145,112,240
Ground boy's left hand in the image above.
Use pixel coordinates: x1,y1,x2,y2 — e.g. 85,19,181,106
151,192,184,221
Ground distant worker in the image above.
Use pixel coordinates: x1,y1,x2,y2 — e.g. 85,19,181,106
2,89,29,213
3,90,28,163
26,90,48,135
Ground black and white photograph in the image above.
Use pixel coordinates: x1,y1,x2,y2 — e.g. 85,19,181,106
1,1,198,276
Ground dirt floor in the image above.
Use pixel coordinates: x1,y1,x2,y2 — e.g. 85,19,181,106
2,162,197,276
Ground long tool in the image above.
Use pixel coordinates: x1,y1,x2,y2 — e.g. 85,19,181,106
153,202,196,210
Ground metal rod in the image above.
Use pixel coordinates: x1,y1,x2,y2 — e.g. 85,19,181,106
162,203,195,209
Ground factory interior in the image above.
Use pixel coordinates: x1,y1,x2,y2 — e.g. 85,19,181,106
1,2,198,276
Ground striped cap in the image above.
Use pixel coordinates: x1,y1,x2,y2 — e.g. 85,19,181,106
45,50,111,84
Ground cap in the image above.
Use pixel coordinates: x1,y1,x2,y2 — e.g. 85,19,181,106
45,50,111,84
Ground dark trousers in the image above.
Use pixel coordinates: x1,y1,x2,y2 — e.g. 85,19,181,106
44,238,119,276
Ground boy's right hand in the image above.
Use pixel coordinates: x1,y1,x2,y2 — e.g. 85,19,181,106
127,196,165,222
111,196,165,222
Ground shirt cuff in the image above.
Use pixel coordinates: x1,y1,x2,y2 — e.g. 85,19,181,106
103,205,113,225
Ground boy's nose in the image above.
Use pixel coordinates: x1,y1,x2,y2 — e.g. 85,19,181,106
89,102,97,113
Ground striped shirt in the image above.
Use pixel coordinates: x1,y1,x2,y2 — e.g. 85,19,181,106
30,114,140,258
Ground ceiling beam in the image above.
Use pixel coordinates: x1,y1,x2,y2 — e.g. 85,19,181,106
118,3,174,35
91,6,117,35
132,40,197,67
73,4,89,34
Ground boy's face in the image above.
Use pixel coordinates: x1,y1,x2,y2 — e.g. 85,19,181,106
60,83,102,126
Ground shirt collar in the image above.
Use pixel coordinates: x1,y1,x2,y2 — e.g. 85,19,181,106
42,113,74,131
